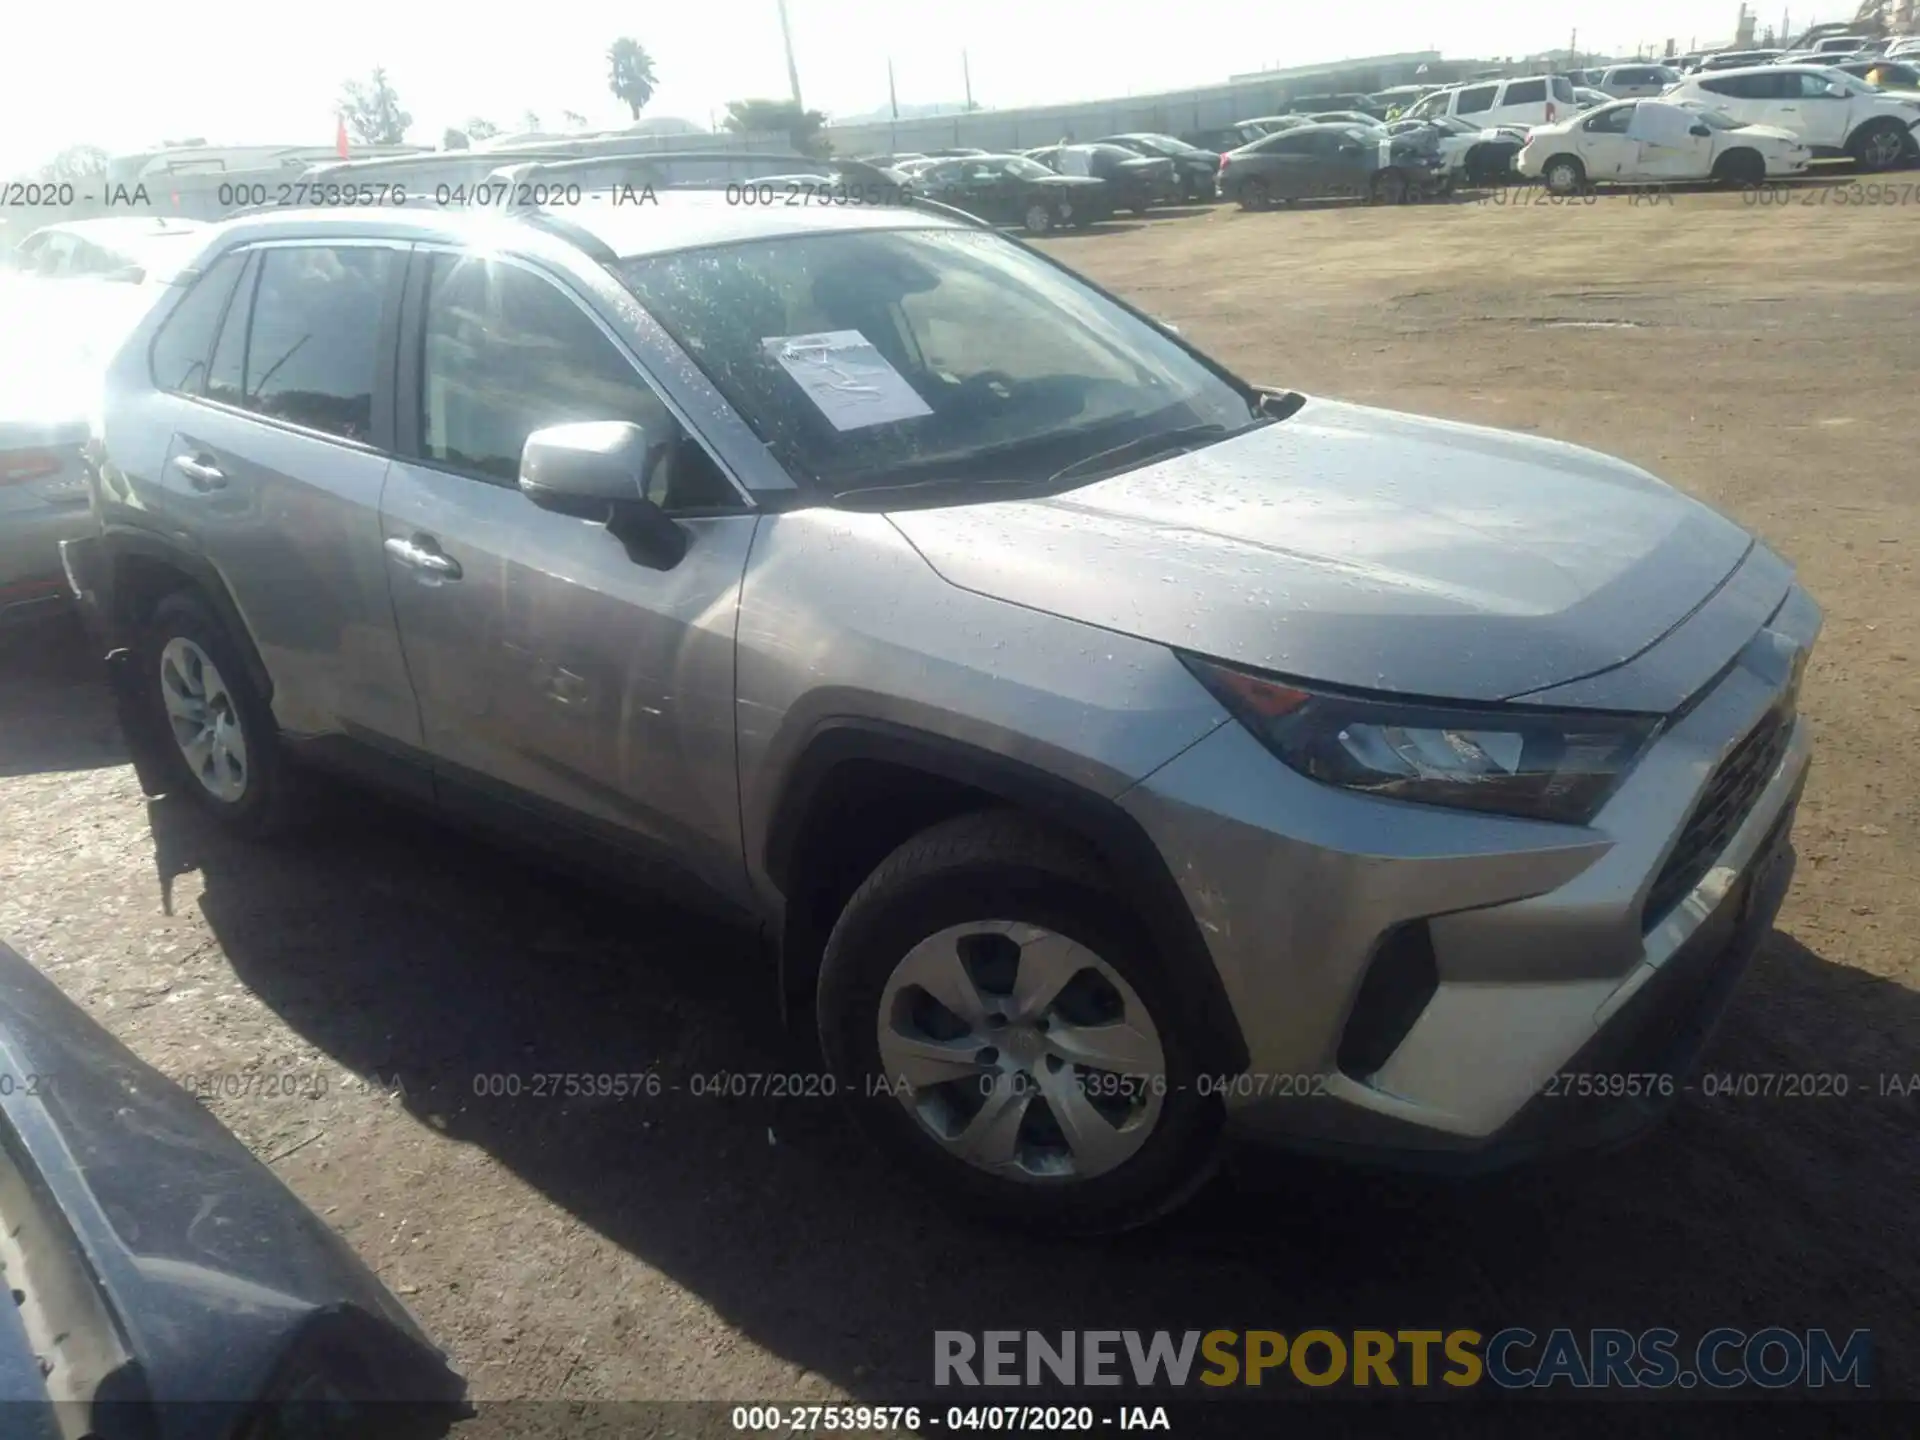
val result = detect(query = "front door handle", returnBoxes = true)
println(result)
[173,454,227,491]
[383,535,463,580]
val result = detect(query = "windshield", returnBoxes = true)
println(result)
[1000,156,1055,179]
[1685,106,1745,129]
[616,227,1258,498]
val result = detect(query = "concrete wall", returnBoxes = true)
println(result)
[822,52,1441,155]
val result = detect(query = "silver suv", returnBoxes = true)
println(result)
[65,194,1818,1232]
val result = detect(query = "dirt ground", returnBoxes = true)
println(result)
[1,179,1916,1423]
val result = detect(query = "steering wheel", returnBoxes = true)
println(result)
[952,369,1019,404]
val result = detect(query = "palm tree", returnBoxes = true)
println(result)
[607,39,659,120]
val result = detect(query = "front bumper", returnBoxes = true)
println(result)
[1120,585,1820,1169]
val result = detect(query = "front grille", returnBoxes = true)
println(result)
[1642,707,1792,929]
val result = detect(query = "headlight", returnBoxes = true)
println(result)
[1181,656,1661,824]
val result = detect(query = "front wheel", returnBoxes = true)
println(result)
[1711,148,1766,189]
[1237,178,1270,211]
[1022,202,1054,235]
[817,812,1223,1234]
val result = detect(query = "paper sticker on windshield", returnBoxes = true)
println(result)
[762,330,933,431]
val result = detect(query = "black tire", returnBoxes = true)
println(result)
[1370,168,1408,205]
[1237,178,1270,211]
[135,589,295,835]
[1711,148,1766,189]
[1022,202,1054,235]
[1848,119,1910,172]
[817,811,1225,1235]
[1542,154,1587,196]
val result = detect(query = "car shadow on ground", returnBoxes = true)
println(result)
[135,777,1919,1415]
[4,623,1909,1417]
[0,611,129,777]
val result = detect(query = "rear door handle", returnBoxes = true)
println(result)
[384,535,463,580]
[173,454,227,491]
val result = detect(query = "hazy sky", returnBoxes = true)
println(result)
[6,0,1788,175]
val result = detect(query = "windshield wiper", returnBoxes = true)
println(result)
[1044,420,1254,488]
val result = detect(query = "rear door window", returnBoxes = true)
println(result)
[205,251,260,407]
[1454,85,1498,116]
[239,245,396,443]
[148,249,249,394]
[1504,79,1547,105]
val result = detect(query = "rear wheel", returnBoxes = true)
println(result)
[817,812,1224,1234]
[1542,154,1587,196]
[136,591,295,834]
[1237,178,1271,211]
[1370,168,1409,204]
[1849,119,1910,172]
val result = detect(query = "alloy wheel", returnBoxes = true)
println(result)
[1860,127,1904,170]
[875,921,1166,1182]
[159,636,249,803]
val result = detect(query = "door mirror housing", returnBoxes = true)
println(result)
[518,421,688,569]
[1824,82,1848,96]
[1689,123,1713,136]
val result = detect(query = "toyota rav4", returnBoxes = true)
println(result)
[63,183,1818,1232]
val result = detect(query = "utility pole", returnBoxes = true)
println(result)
[775,0,803,107]
[962,49,974,111]
[888,57,899,120]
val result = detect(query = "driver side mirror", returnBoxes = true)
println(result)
[1824,82,1848,96]
[1689,124,1712,137]
[519,422,687,570]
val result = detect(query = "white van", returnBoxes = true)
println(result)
[1404,75,1580,130]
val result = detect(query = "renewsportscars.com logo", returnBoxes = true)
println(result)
[934,1328,1873,1391]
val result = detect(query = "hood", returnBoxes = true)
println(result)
[885,398,1754,705]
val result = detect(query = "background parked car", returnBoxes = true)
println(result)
[9,216,209,285]
[1218,122,1447,209]
[1519,98,1810,192]
[1836,58,1920,95]
[1283,91,1383,118]
[1025,142,1176,212]
[1574,85,1614,109]
[1403,74,1580,129]
[1095,132,1222,201]
[1367,84,1435,116]
[1,221,210,624]
[1667,64,1920,168]
[1597,63,1683,98]
[1385,114,1525,184]
[1697,49,1786,70]
[912,153,1111,232]
[1306,110,1387,129]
